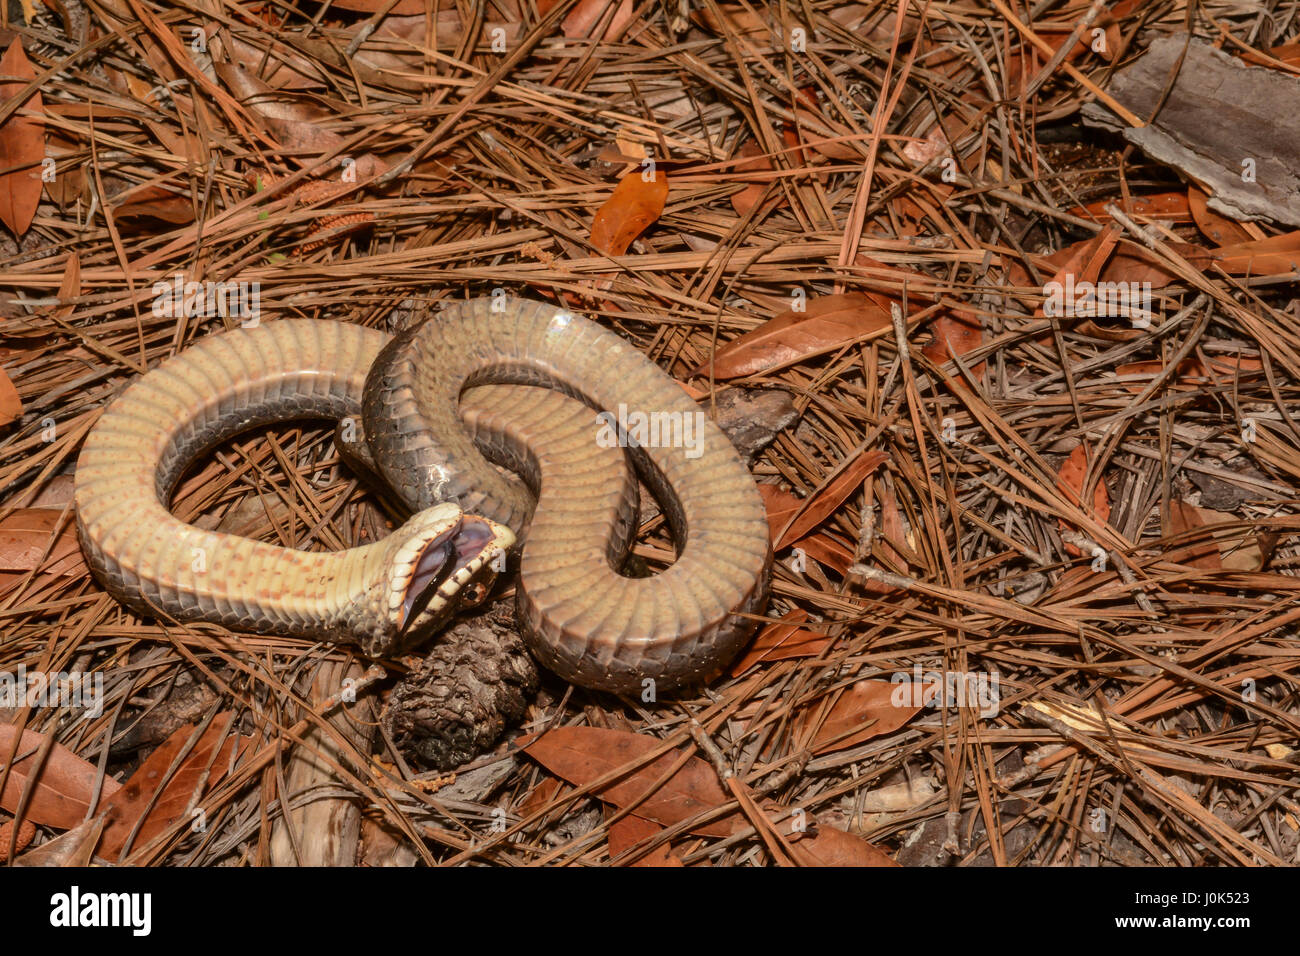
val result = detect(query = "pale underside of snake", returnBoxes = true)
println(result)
[75,297,772,693]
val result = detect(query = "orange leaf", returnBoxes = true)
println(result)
[1038,226,1121,317]
[1168,499,1221,571]
[758,484,801,541]
[699,293,893,380]
[775,449,889,549]
[921,308,984,375]
[518,727,737,838]
[555,0,635,39]
[0,365,18,426]
[691,3,769,37]
[1055,444,1110,557]
[327,0,427,12]
[1188,186,1255,247]
[112,182,195,224]
[730,140,781,216]
[0,509,86,576]
[606,813,682,866]
[98,716,252,859]
[0,39,44,237]
[1114,355,1263,394]
[1206,230,1300,275]
[799,679,936,755]
[519,775,566,817]
[590,171,668,256]
[731,610,828,675]
[790,825,898,866]
[0,725,121,830]
[1069,190,1192,223]
[793,532,855,574]
[758,486,867,576]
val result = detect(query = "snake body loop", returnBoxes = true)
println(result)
[74,320,513,655]
[76,299,773,693]
[364,297,772,692]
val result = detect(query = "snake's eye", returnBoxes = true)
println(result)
[462,582,488,606]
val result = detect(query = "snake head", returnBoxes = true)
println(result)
[365,502,515,656]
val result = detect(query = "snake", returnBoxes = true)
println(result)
[75,296,772,693]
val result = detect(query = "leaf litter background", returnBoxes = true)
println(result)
[1,0,1299,866]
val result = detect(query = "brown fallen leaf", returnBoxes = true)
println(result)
[792,90,862,162]
[697,293,892,380]
[789,824,898,866]
[730,140,782,217]
[756,485,865,577]
[758,483,801,541]
[0,725,122,829]
[691,3,769,37]
[518,727,738,838]
[215,60,347,156]
[1188,186,1256,246]
[798,678,937,754]
[1069,190,1192,223]
[921,309,984,376]
[1037,225,1121,319]
[1055,444,1111,557]
[606,812,682,866]
[518,775,566,818]
[42,127,83,210]
[796,533,856,574]
[590,170,668,256]
[99,715,252,860]
[1167,499,1224,571]
[11,814,106,867]
[774,449,890,549]
[0,39,44,237]
[0,363,18,426]
[1206,229,1300,275]
[111,182,195,224]
[328,0,426,12]
[0,509,85,576]
[1113,355,1263,394]
[545,0,634,39]
[1167,501,1263,572]
[731,610,829,674]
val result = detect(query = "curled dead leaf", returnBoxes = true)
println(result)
[798,678,937,755]
[696,293,892,380]
[0,39,44,237]
[518,726,739,838]
[1055,444,1110,557]
[590,171,668,256]
[0,725,122,830]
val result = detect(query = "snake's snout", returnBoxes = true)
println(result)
[378,504,515,654]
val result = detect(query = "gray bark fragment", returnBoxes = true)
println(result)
[1082,35,1300,226]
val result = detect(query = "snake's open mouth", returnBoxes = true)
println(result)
[398,516,508,634]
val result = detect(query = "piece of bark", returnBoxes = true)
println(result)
[706,387,798,463]
[109,673,222,756]
[269,659,377,866]
[1083,36,1300,226]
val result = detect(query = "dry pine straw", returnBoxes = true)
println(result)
[0,0,1298,866]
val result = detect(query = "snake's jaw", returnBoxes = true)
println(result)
[367,503,515,656]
